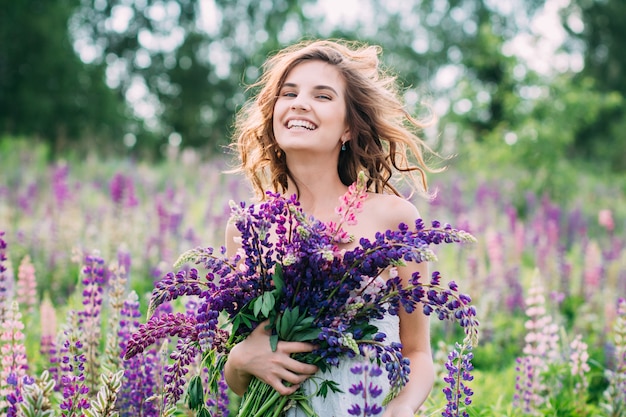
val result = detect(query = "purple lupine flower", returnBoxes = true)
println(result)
[51,163,71,208]
[16,182,38,215]
[147,268,208,318]
[205,371,230,417]
[117,249,132,278]
[77,251,107,393]
[418,272,479,346]
[441,343,474,417]
[0,231,8,321]
[124,312,198,360]
[155,188,184,244]
[117,292,159,416]
[59,336,91,416]
[163,337,199,405]
[110,172,139,208]
[348,358,384,416]
[40,333,59,390]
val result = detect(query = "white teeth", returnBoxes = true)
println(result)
[287,120,316,130]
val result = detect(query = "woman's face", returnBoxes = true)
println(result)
[272,60,349,156]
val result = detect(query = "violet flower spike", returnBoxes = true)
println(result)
[59,335,91,416]
[117,291,160,416]
[348,348,384,416]
[163,337,199,405]
[124,312,199,360]
[0,231,9,322]
[441,343,475,417]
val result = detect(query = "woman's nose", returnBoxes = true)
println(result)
[290,97,310,111]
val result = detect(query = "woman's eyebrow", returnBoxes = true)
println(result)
[313,85,338,95]
[281,83,338,95]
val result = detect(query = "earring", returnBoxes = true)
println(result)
[341,142,346,151]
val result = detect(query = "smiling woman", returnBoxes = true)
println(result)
[224,39,442,417]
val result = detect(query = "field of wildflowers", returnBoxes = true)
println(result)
[0,138,624,416]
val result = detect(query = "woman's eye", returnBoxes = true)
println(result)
[317,94,331,100]
[282,92,297,97]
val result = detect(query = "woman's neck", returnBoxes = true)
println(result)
[285,166,348,221]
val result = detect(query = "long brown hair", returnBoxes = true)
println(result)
[230,39,438,200]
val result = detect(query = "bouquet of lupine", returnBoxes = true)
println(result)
[124,173,479,417]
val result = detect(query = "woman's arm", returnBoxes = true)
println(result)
[222,220,318,396]
[383,261,434,417]
[381,200,435,417]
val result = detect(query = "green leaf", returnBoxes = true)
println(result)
[260,292,275,317]
[273,263,285,293]
[270,334,279,352]
[253,296,263,317]
[291,328,321,342]
[316,380,343,398]
[197,407,212,417]
[187,375,205,410]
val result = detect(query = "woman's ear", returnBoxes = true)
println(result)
[341,130,351,144]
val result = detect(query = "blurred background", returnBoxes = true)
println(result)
[2,0,625,178]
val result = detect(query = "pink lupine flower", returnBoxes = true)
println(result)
[569,335,590,397]
[485,230,504,275]
[16,255,37,315]
[583,240,603,298]
[39,296,59,389]
[598,209,615,233]
[513,220,525,263]
[514,280,560,414]
[0,301,29,414]
[326,171,368,243]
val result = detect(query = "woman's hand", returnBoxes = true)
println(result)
[382,403,416,417]
[224,321,319,396]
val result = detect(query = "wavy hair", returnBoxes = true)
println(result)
[230,39,438,199]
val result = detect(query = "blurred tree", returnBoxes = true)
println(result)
[71,0,323,154]
[0,0,127,155]
[4,0,624,172]
[563,0,626,171]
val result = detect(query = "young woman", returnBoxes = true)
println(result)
[223,39,436,417]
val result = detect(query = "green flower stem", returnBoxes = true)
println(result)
[270,395,290,417]
[238,377,317,417]
[239,377,280,417]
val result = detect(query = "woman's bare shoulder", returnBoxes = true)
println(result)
[365,193,422,230]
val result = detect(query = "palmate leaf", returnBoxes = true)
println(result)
[276,306,320,342]
[316,380,343,399]
[229,311,256,336]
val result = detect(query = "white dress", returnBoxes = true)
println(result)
[284,314,400,417]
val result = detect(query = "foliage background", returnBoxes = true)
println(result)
[2,0,625,175]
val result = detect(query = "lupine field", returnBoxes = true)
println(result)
[0,139,625,417]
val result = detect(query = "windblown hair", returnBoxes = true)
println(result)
[230,39,438,200]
